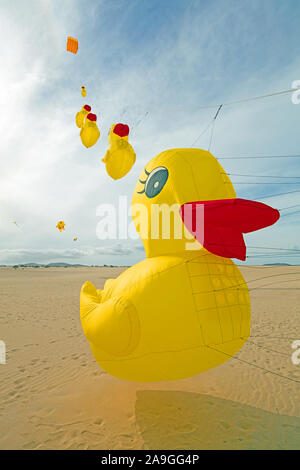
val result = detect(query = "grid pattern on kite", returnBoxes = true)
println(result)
[186,257,251,346]
[67,37,78,54]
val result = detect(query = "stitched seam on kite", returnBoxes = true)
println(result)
[100,337,247,363]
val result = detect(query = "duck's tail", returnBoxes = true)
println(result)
[80,281,140,356]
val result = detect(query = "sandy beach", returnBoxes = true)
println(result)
[0,266,299,450]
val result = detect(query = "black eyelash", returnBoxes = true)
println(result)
[138,168,150,188]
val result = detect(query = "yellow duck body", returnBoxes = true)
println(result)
[75,104,91,129]
[80,113,100,148]
[102,123,136,179]
[82,253,250,381]
[80,148,255,381]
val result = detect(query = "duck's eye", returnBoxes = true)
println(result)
[145,167,168,198]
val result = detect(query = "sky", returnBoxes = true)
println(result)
[0,0,300,266]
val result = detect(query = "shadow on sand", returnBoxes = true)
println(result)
[135,391,300,449]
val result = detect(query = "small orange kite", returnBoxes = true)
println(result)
[66,37,78,54]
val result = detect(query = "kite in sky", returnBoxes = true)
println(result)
[80,113,100,148]
[75,104,91,129]
[102,123,136,179]
[56,220,66,232]
[66,36,78,54]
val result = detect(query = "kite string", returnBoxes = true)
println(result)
[206,344,300,384]
[191,113,216,147]
[208,104,222,152]
[254,188,300,200]
[187,87,296,155]
[217,154,300,159]
[131,111,150,132]
[224,172,300,179]
[217,87,296,108]
[191,104,223,149]
[161,87,298,112]
[241,339,290,358]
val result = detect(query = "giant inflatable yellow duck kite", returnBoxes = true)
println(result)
[80,149,279,381]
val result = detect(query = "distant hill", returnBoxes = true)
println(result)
[7,262,87,268]
[46,262,86,267]
[1,262,130,268]
[15,263,43,267]
[263,263,292,266]
[0,262,295,268]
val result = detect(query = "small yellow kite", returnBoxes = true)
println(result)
[56,220,66,232]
